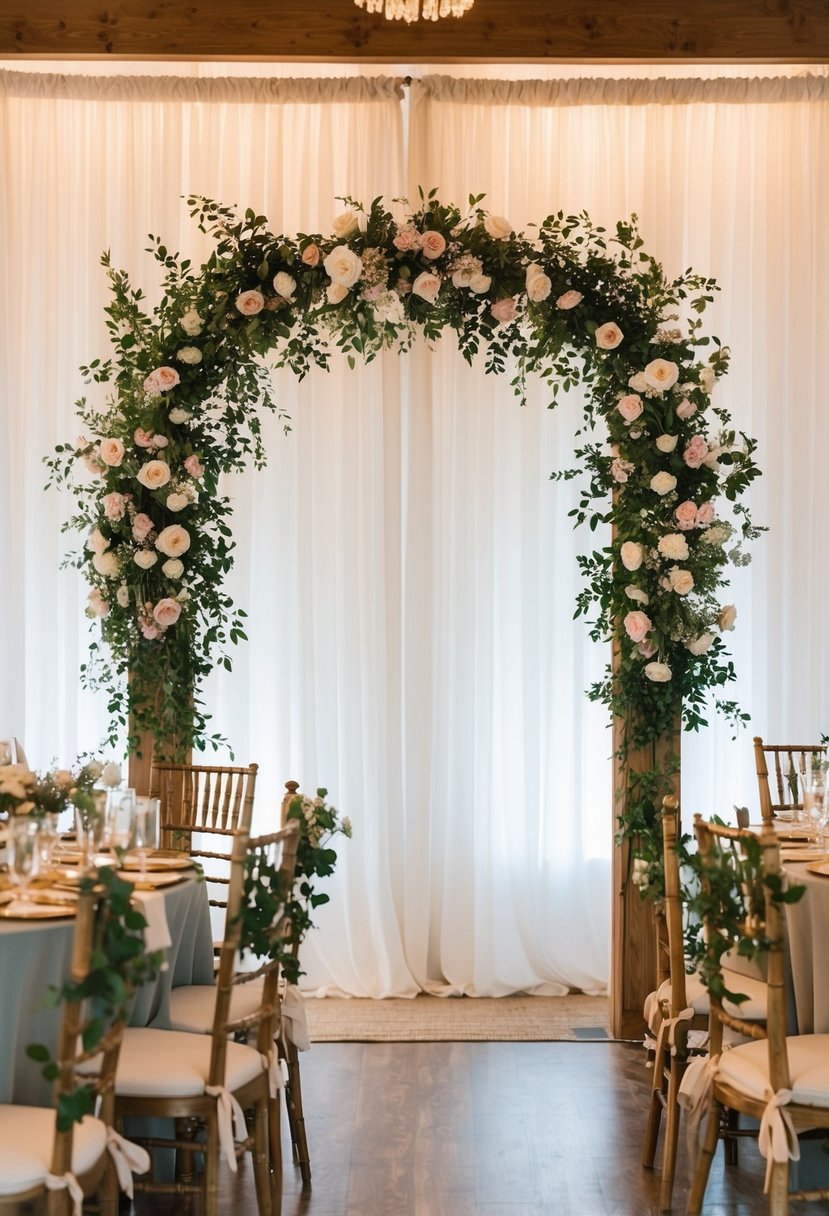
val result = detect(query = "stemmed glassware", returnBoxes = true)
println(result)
[107,787,137,853]
[131,797,158,882]
[7,817,40,902]
[802,764,829,847]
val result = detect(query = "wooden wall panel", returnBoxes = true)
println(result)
[2,0,828,62]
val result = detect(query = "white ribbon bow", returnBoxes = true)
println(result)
[677,1052,722,1160]
[665,1006,696,1056]
[106,1127,151,1197]
[281,984,311,1052]
[261,1048,285,1099]
[758,1087,799,1193]
[46,1170,84,1216]
[205,1085,248,1172]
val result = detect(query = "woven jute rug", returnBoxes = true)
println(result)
[304,993,611,1043]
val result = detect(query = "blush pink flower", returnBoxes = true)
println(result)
[490,297,517,325]
[611,458,635,484]
[595,322,624,350]
[134,427,154,448]
[301,243,321,267]
[556,290,583,310]
[140,620,162,641]
[676,398,698,421]
[184,454,204,478]
[235,289,265,316]
[624,610,653,643]
[144,366,180,395]
[638,639,659,660]
[102,492,127,522]
[99,438,125,467]
[674,501,699,531]
[152,597,182,628]
[132,513,154,542]
[696,500,716,526]
[420,230,447,260]
[683,436,709,469]
[617,395,643,424]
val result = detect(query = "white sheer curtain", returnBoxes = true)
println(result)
[2,66,828,997]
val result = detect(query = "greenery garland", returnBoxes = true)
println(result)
[47,190,762,873]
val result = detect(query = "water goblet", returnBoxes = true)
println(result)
[130,797,157,882]
[108,788,137,854]
[802,766,828,845]
[7,816,40,901]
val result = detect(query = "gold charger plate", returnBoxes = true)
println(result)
[115,869,187,889]
[782,849,828,863]
[119,853,194,872]
[0,900,76,919]
[805,860,829,878]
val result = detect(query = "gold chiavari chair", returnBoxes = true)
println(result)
[753,737,827,824]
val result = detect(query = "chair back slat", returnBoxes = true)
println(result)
[660,796,688,1018]
[754,736,826,822]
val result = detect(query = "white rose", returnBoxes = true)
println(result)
[657,533,690,562]
[668,567,695,596]
[332,210,360,240]
[326,283,349,305]
[412,272,441,304]
[686,633,715,655]
[134,549,158,570]
[628,372,648,392]
[699,366,716,393]
[650,471,678,496]
[180,308,203,337]
[273,271,297,301]
[644,661,673,683]
[166,492,189,512]
[176,346,202,365]
[655,434,678,453]
[116,584,130,608]
[451,261,483,289]
[162,558,185,580]
[101,761,121,788]
[483,214,512,240]
[620,541,644,571]
[702,524,730,547]
[324,245,363,288]
[469,274,492,294]
[642,358,680,392]
[155,524,191,558]
[92,550,119,578]
[718,604,738,632]
[169,407,192,424]
[136,460,171,490]
[86,527,110,554]
[526,268,552,302]
[625,586,650,605]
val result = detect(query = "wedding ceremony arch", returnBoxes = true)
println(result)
[50,188,762,1033]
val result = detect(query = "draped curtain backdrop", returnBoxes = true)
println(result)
[1,65,827,996]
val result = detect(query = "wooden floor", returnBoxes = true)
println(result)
[133,1040,826,1215]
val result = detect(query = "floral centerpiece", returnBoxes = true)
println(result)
[46,190,761,887]
[0,757,121,823]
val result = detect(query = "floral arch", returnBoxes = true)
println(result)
[49,189,761,888]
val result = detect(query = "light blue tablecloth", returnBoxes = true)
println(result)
[0,875,214,1106]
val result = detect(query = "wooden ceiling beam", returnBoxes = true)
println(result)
[2,0,828,62]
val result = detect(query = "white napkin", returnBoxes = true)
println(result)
[281,984,311,1052]
[133,891,172,968]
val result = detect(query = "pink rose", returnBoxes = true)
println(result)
[611,458,635,484]
[595,322,624,350]
[420,230,447,261]
[184,454,204,478]
[132,513,154,542]
[617,395,643,424]
[491,297,517,325]
[674,501,699,531]
[102,492,127,522]
[144,366,180,395]
[140,620,162,640]
[696,500,715,526]
[412,272,441,305]
[87,588,111,618]
[134,427,154,448]
[136,460,171,490]
[642,358,679,392]
[624,610,653,644]
[235,289,265,316]
[668,567,695,596]
[556,290,583,310]
[683,436,709,469]
[676,398,698,421]
[393,226,421,252]
[152,597,182,628]
[99,438,125,467]
[301,243,321,267]
[638,639,659,660]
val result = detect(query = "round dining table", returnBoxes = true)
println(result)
[784,857,829,1035]
[0,873,215,1106]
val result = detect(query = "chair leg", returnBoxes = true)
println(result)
[642,1024,668,1169]
[722,1105,740,1166]
[658,1056,684,1212]
[283,1037,311,1186]
[268,1091,283,1216]
[687,1098,722,1216]
[97,1155,120,1216]
[252,1096,273,1216]
[768,1159,790,1216]
[204,1109,220,1216]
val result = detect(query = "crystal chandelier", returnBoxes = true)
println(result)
[354,0,475,22]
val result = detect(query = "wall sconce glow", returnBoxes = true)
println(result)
[354,0,475,21]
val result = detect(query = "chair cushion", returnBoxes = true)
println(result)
[717,1033,829,1108]
[0,1107,106,1195]
[167,979,265,1034]
[115,1027,265,1098]
[644,968,767,1034]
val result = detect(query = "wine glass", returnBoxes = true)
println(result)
[7,816,40,902]
[130,797,157,881]
[802,766,828,845]
[107,788,137,853]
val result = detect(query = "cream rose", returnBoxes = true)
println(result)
[656,434,678,453]
[617,395,643,424]
[628,372,648,393]
[87,588,111,617]
[526,264,552,302]
[168,407,192,425]
[595,322,624,351]
[483,214,512,240]
[101,762,122,788]
[686,633,714,655]
[644,661,673,683]
[420,230,447,260]
[99,438,125,467]
[166,492,189,512]
[657,533,690,562]
[556,289,583,310]
[116,584,130,608]
[102,492,127,522]
[324,245,363,288]
[451,260,483,289]
[650,471,678,496]
[624,610,652,643]
[326,283,349,305]
[412,272,441,305]
[92,550,119,578]
[152,597,182,628]
[235,290,265,316]
[668,567,695,596]
[136,459,171,490]
[176,345,202,365]
[718,604,738,632]
[87,526,110,554]
[699,366,716,393]
[642,358,679,392]
[134,549,158,570]
[180,309,203,337]
[332,210,360,240]
[625,586,649,605]
[675,398,698,421]
[620,541,644,571]
[273,271,297,301]
[155,524,191,558]
[162,558,184,580]
[469,274,492,294]
[301,243,320,267]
